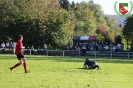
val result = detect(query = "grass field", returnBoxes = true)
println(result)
[0,55,133,88]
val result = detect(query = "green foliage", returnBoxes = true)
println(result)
[72,1,97,36]
[104,16,123,43]
[0,0,73,48]
[95,25,107,43]
[0,0,125,49]
[91,3,105,25]
[43,10,72,48]
[115,35,122,44]
[123,15,133,42]
[96,34,105,43]
[59,0,70,11]
[83,20,96,35]
[122,15,133,50]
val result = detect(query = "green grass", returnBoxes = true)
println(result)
[0,55,133,88]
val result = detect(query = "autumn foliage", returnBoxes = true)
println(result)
[96,26,106,35]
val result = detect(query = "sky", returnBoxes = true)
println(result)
[69,0,133,15]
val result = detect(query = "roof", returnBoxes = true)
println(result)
[73,36,96,41]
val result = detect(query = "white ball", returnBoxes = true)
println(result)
[83,66,87,69]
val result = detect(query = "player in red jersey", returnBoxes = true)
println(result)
[10,35,30,73]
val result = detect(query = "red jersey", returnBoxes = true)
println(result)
[15,40,23,55]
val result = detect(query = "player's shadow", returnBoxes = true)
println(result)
[77,68,92,70]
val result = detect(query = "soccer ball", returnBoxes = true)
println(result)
[83,66,87,69]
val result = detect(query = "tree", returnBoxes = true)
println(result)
[59,0,70,11]
[123,15,133,49]
[88,1,105,25]
[115,35,122,44]
[0,0,124,49]
[95,25,110,43]
[0,0,73,48]
[96,26,106,35]
[43,10,73,48]
[71,1,75,9]
[72,1,97,36]
[104,16,123,42]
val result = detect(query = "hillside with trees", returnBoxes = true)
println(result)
[105,15,126,27]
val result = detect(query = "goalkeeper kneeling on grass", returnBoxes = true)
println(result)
[84,58,101,70]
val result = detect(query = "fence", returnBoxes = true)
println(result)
[47,50,80,56]
[46,50,133,58]
[0,48,133,58]
[25,49,133,58]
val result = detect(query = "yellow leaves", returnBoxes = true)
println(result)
[109,32,115,41]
